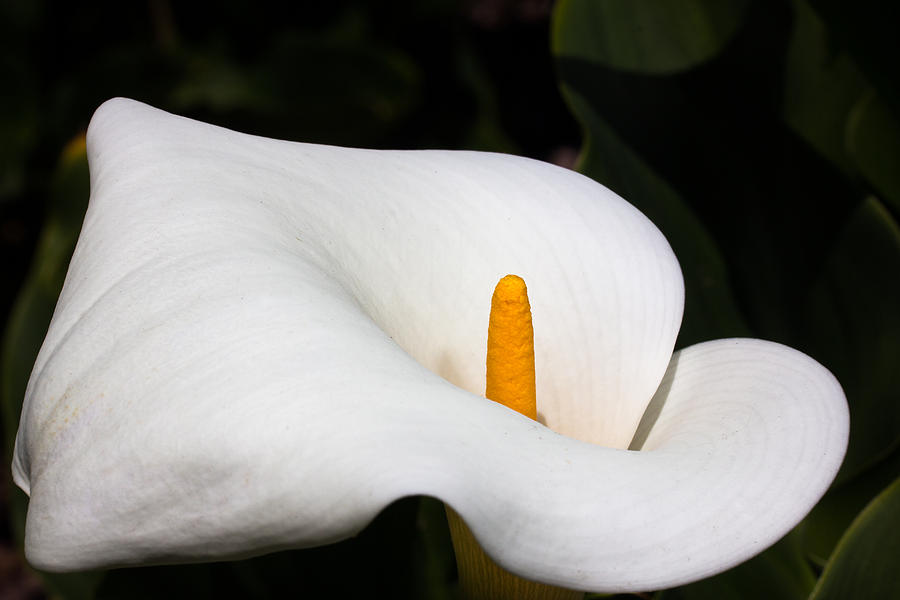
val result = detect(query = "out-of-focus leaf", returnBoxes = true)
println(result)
[783,0,867,176]
[0,84,38,201]
[663,531,815,600]
[552,0,749,75]
[846,90,900,214]
[170,10,421,148]
[553,1,854,348]
[809,475,900,599]
[95,496,425,600]
[454,43,517,154]
[0,136,103,598]
[555,86,748,348]
[803,443,900,566]
[784,0,900,216]
[170,48,275,114]
[257,32,420,146]
[168,9,421,146]
[802,197,900,482]
[807,0,900,119]
[414,497,456,600]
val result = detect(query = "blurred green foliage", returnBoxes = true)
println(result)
[554,0,899,597]
[1,0,898,598]
[809,475,900,599]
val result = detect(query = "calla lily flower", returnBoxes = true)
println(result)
[12,98,848,593]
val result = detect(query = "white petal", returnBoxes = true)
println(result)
[11,99,815,589]
[15,97,681,460]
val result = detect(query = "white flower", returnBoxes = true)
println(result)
[12,98,848,592]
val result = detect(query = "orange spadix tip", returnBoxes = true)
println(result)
[485,275,536,421]
[492,274,528,304]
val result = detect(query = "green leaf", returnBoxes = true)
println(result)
[802,197,900,482]
[169,9,421,149]
[552,0,749,75]
[454,42,518,154]
[555,85,748,347]
[807,0,900,119]
[662,531,815,600]
[414,497,457,600]
[809,475,900,599]
[846,90,900,214]
[783,0,868,177]
[551,0,774,346]
[169,49,275,115]
[783,0,900,216]
[802,443,900,566]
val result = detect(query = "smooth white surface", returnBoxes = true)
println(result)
[12,99,847,591]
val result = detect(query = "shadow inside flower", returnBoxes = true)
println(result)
[629,352,680,451]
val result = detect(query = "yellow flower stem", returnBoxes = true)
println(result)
[445,275,583,600]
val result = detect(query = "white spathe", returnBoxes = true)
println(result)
[12,98,848,592]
